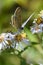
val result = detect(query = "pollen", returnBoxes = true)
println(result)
[15,34,22,42]
[21,32,26,38]
[36,17,42,24]
[0,36,4,43]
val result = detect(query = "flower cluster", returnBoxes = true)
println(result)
[0,10,43,53]
[30,10,43,34]
[0,32,30,52]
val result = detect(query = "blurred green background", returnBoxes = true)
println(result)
[0,0,43,65]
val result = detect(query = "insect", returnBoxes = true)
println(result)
[11,7,34,50]
[0,7,34,51]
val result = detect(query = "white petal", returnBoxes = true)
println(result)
[0,43,2,50]
[19,42,24,50]
[16,43,19,49]
[22,38,30,45]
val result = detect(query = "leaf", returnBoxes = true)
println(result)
[24,28,40,43]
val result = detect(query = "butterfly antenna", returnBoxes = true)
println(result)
[21,12,35,29]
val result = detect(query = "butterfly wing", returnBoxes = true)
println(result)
[11,7,22,29]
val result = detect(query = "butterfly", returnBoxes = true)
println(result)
[11,7,34,30]
[10,7,35,50]
[0,7,34,51]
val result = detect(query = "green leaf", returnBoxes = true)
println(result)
[24,28,40,43]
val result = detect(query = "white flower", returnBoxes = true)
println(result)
[30,14,43,34]
[10,31,30,50]
[39,23,43,32]
[0,33,15,51]
[12,33,30,50]
[0,32,30,51]
[4,33,14,41]
[30,23,43,34]
[31,27,41,34]
[38,10,43,18]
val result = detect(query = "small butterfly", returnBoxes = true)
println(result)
[0,7,34,51]
[11,7,35,30]
[10,7,34,50]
